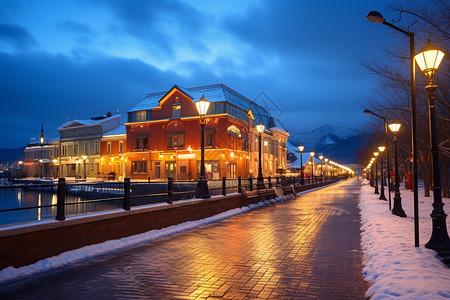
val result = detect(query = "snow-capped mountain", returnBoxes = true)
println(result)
[287,125,368,164]
[288,125,364,149]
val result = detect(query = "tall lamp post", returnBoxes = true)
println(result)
[415,40,450,254]
[378,146,387,201]
[389,122,407,217]
[364,110,392,208]
[324,158,328,181]
[195,95,211,198]
[319,155,324,182]
[256,122,265,190]
[40,123,44,179]
[82,155,87,179]
[370,158,375,186]
[52,159,58,179]
[373,152,379,194]
[366,10,419,247]
[310,152,315,183]
[298,145,304,185]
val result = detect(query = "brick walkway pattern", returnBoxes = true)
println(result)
[0,179,368,299]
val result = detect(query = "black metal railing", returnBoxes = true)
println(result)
[0,174,343,226]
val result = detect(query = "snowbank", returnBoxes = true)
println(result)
[359,180,450,299]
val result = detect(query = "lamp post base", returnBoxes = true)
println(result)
[197,177,211,199]
[257,174,265,190]
[379,188,387,200]
[374,186,379,194]
[392,193,407,217]
[425,202,450,256]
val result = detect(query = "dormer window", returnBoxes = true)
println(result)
[172,104,181,118]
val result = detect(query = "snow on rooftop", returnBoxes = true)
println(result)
[103,124,126,136]
[127,83,275,129]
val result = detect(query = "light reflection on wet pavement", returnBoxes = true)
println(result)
[0,179,368,299]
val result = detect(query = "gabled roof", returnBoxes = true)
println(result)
[128,83,275,129]
[268,117,289,135]
[286,140,321,168]
[58,114,120,130]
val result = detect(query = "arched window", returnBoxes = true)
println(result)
[227,125,241,137]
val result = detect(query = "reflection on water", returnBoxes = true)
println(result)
[0,188,122,226]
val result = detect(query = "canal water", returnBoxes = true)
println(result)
[0,187,122,226]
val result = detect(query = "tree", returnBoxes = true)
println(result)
[360,0,449,197]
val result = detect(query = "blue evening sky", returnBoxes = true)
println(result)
[0,0,427,148]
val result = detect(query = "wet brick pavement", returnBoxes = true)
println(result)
[0,179,368,299]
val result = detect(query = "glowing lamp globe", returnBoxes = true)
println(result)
[195,95,210,117]
[415,39,445,80]
[389,123,401,133]
[256,122,265,134]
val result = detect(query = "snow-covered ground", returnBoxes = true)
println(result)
[360,180,450,299]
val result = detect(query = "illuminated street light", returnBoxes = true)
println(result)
[373,152,379,194]
[40,123,44,179]
[298,145,304,185]
[319,155,324,182]
[389,122,406,217]
[364,109,392,209]
[256,122,265,190]
[377,146,387,201]
[195,95,211,198]
[310,152,315,183]
[367,10,419,247]
[82,155,87,179]
[415,40,450,255]
[324,158,329,181]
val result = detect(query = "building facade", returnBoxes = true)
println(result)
[124,84,289,181]
[58,113,121,178]
[100,125,127,180]
[23,138,59,178]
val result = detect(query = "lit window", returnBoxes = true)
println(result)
[168,134,184,150]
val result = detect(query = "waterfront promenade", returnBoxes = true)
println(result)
[0,179,368,299]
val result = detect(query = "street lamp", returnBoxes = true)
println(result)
[298,145,304,185]
[82,155,87,179]
[324,158,329,181]
[389,122,407,217]
[364,109,392,208]
[52,159,58,179]
[39,159,43,179]
[373,152,379,194]
[415,40,450,254]
[256,121,265,190]
[319,155,324,182]
[40,123,44,179]
[370,158,375,187]
[195,95,211,198]
[377,146,387,201]
[310,152,315,183]
[367,10,419,247]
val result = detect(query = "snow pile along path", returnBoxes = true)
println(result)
[359,181,450,299]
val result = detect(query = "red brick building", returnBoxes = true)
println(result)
[124,84,289,181]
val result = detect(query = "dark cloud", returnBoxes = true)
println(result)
[0,51,187,147]
[0,21,37,49]
[96,0,211,60]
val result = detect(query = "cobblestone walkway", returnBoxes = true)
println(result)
[0,179,368,299]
